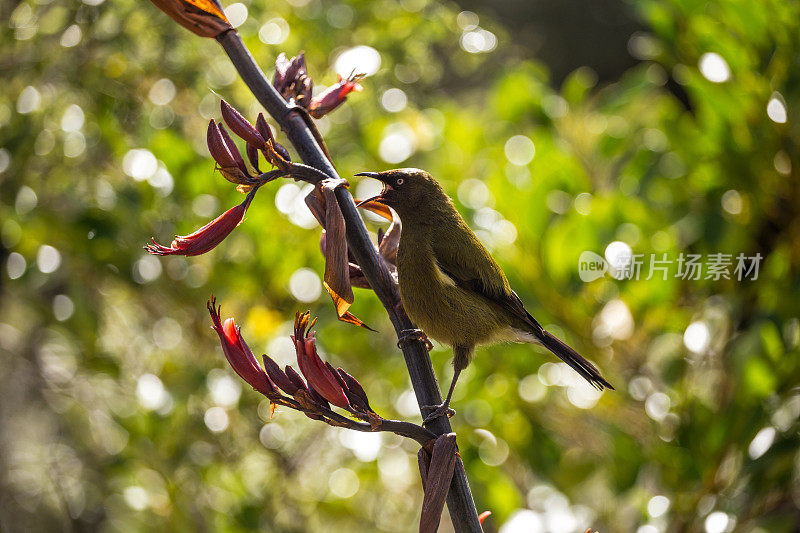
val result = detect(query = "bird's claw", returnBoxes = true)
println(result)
[397,329,433,351]
[421,403,456,425]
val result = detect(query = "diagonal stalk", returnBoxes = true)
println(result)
[215,29,482,532]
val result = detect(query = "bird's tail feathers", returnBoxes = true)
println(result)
[533,328,614,391]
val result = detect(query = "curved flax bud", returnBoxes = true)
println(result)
[262,354,298,395]
[207,119,237,167]
[320,181,374,330]
[292,312,350,409]
[145,186,257,256]
[221,100,266,147]
[207,119,252,185]
[284,365,308,392]
[327,363,370,414]
[336,367,372,413]
[378,210,402,267]
[217,123,250,175]
[283,365,324,420]
[207,298,277,396]
[325,361,361,411]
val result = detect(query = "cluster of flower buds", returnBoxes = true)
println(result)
[273,53,364,119]
[209,99,292,187]
[273,53,313,107]
[290,311,373,412]
[145,100,295,257]
[207,298,376,423]
[208,298,469,533]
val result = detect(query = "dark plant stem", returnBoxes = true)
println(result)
[217,29,482,532]
[271,395,436,445]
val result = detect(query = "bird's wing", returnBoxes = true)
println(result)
[432,217,613,390]
[430,218,543,332]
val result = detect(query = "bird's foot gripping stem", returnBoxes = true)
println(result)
[397,328,433,351]
[421,402,456,425]
[421,366,462,426]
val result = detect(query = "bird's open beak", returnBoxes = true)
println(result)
[354,172,390,207]
[354,172,380,179]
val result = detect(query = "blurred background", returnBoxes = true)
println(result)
[1,0,799,531]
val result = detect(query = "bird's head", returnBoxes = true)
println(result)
[355,168,447,219]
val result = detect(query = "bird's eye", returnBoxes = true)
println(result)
[396,178,404,186]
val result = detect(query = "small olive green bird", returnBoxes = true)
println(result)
[356,168,613,423]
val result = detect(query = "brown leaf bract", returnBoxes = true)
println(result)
[310,180,374,330]
[419,433,458,533]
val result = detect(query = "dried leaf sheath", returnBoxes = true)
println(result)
[149,0,231,38]
[306,180,373,330]
[418,433,458,533]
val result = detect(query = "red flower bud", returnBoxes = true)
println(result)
[292,312,350,409]
[256,113,273,143]
[149,0,232,39]
[207,119,237,168]
[284,365,308,392]
[262,354,298,395]
[207,298,276,396]
[336,367,372,413]
[308,73,364,119]
[207,120,252,185]
[220,100,266,147]
[145,187,256,256]
[217,123,250,175]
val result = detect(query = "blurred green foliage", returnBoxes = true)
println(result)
[1,0,799,531]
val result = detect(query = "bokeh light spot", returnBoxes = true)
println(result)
[329,468,359,498]
[204,406,229,432]
[224,3,248,28]
[381,88,408,113]
[334,46,381,77]
[504,135,535,166]
[288,268,322,302]
[648,495,670,517]
[766,93,787,124]
[259,17,289,44]
[683,322,710,353]
[747,427,775,459]
[698,53,730,83]
[148,78,176,106]
[36,245,61,273]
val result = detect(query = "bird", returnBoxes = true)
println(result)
[355,168,613,424]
